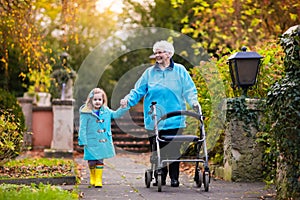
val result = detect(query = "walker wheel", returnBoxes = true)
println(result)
[203,171,210,192]
[195,169,203,188]
[157,174,162,192]
[145,170,152,188]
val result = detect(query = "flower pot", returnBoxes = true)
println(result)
[36,92,51,107]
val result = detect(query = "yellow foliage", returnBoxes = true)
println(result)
[175,0,300,52]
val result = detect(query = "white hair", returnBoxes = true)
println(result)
[153,40,175,57]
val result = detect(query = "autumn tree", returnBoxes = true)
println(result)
[0,0,50,95]
[0,0,120,97]
[174,0,300,55]
[0,0,78,95]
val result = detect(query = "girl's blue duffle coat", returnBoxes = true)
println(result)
[78,104,128,160]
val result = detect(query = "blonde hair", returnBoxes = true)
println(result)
[85,88,108,109]
[153,40,175,57]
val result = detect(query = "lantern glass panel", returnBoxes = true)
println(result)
[236,59,260,86]
[229,60,238,87]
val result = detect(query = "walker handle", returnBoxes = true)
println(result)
[158,110,203,122]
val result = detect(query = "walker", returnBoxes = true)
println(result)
[144,102,210,192]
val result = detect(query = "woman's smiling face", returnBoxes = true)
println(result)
[154,49,170,65]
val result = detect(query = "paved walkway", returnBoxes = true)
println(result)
[74,149,276,200]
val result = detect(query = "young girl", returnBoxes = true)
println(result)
[78,88,128,188]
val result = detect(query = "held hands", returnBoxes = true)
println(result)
[120,99,128,108]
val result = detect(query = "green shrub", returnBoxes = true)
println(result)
[0,110,24,163]
[0,88,25,130]
[0,88,26,163]
[0,183,78,200]
[266,27,300,199]
[189,40,285,166]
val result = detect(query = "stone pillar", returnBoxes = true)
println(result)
[17,97,33,132]
[223,98,264,182]
[44,99,74,158]
[17,97,33,147]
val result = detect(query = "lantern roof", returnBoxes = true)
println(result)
[228,47,263,60]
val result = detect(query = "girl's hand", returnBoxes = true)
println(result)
[120,99,128,108]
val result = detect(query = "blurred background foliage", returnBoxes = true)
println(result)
[0,0,297,173]
[0,1,299,197]
[0,0,297,99]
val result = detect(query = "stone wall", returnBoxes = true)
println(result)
[17,97,74,156]
[223,98,264,182]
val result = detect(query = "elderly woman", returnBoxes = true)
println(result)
[121,40,200,187]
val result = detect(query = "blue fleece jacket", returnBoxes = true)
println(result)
[78,104,129,160]
[124,60,198,130]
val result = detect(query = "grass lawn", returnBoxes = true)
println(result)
[0,157,75,179]
[0,150,79,199]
